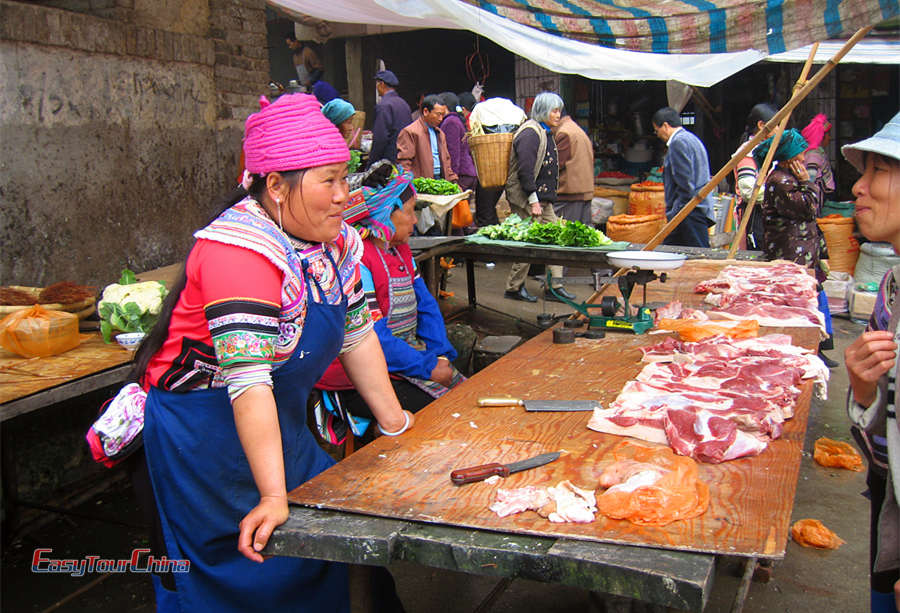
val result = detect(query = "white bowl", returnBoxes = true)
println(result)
[116,332,146,351]
[606,250,687,271]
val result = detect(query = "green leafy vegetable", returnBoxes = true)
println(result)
[98,270,169,342]
[118,268,138,285]
[348,150,362,173]
[476,216,613,247]
[412,177,461,195]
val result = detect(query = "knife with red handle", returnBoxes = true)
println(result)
[450,451,561,485]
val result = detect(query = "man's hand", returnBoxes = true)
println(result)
[531,201,543,216]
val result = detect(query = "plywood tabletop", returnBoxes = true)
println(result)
[289,330,813,559]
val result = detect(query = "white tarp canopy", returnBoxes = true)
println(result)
[269,0,768,87]
[766,39,900,64]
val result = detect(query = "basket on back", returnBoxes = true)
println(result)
[469,133,514,188]
[605,214,666,244]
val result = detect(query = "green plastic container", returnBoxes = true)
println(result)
[821,200,855,217]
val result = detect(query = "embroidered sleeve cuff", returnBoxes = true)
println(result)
[224,363,273,402]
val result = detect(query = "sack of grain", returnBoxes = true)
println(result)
[628,182,666,216]
[605,214,666,244]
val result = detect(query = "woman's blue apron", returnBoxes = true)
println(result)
[144,256,349,612]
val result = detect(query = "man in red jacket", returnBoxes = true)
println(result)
[396,94,458,182]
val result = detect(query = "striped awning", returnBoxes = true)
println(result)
[462,0,898,54]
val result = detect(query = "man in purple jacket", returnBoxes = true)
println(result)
[370,70,412,166]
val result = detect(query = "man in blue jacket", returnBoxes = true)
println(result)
[369,70,412,166]
[651,107,716,248]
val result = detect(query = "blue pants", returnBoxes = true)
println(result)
[663,208,711,248]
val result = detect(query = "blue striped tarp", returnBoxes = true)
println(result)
[463,0,898,54]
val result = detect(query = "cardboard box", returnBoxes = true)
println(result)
[850,289,877,321]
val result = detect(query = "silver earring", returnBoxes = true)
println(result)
[276,200,284,231]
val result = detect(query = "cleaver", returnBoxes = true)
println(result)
[477,397,598,411]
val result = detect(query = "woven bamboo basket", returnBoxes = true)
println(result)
[350,111,366,133]
[605,214,666,244]
[0,286,96,319]
[817,214,859,273]
[628,183,666,216]
[469,133,514,188]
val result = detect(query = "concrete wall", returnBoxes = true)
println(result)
[0,0,268,287]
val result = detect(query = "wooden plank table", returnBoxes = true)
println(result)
[276,282,817,611]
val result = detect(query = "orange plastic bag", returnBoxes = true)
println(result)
[0,305,81,357]
[791,519,845,549]
[655,318,759,342]
[596,441,710,526]
[451,199,473,228]
[813,437,864,471]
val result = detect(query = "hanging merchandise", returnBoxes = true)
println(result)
[466,35,490,100]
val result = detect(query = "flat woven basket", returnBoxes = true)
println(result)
[817,214,859,273]
[0,286,95,319]
[605,214,666,244]
[469,133,513,188]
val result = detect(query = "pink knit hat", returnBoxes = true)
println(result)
[243,93,349,174]
[801,113,832,151]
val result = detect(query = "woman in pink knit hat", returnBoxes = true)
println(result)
[127,94,412,612]
[802,113,836,195]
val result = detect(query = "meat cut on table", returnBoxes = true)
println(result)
[693,262,826,336]
[587,334,828,463]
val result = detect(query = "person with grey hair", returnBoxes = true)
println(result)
[503,92,574,302]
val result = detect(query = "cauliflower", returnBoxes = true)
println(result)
[100,282,166,315]
[98,270,169,342]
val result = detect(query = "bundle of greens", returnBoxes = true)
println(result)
[477,216,613,247]
[476,214,533,241]
[98,269,169,343]
[412,177,461,195]
[348,150,362,173]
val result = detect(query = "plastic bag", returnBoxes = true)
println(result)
[655,318,759,342]
[0,305,80,357]
[791,518,845,549]
[813,437,864,471]
[451,199,473,228]
[596,441,710,526]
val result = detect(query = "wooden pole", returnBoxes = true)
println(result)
[582,26,872,306]
[639,26,871,254]
[726,42,819,257]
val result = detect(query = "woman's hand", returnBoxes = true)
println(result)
[238,494,289,563]
[845,330,897,406]
[531,201,543,216]
[378,409,416,436]
[430,356,454,387]
[787,158,809,182]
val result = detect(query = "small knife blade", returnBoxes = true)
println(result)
[450,451,561,485]
[477,397,597,411]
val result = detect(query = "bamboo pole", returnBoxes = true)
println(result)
[582,26,872,306]
[726,42,819,257]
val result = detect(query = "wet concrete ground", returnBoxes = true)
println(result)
[2,260,870,612]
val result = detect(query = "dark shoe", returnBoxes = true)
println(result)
[818,352,839,369]
[545,287,577,303]
[504,286,537,302]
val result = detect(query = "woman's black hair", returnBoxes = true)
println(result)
[742,103,778,143]
[457,92,476,112]
[439,92,464,123]
[128,170,303,384]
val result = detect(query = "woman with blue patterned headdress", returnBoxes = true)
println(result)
[316,161,466,444]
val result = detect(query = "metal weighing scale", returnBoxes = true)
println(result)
[543,251,687,334]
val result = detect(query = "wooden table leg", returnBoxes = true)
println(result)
[466,259,476,309]
[730,556,757,613]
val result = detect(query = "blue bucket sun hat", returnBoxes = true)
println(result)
[842,111,900,173]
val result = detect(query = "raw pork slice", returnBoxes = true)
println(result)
[664,409,768,463]
[489,486,550,517]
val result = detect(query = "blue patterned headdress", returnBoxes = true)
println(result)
[342,162,415,242]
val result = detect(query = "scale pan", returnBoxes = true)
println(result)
[606,251,687,271]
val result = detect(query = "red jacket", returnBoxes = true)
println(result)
[396,117,458,182]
